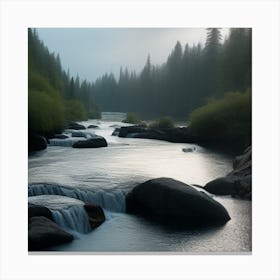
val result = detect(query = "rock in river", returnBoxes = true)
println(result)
[115,125,197,143]
[126,177,231,226]
[67,121,86,130]
[72,135,108,148]
[28,203,53,221]
[87,125,99,129]
[84,203,105,229]
[28,133,47,152]
[28,216,74,251]
[204,146,252,199]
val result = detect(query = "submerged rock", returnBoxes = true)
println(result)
[126,177,231,226]
[28,216,73,251]
[72,136,108,148]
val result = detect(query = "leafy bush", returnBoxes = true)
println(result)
[29,72,60,99]
[65,100,87,121]
[123,112,141,124]
[189,88,251,149]
[149,116,175,129]
[29,90,65,134]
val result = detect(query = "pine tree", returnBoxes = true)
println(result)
[204,28,222,98]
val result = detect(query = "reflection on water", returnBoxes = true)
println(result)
[28,115,251,252]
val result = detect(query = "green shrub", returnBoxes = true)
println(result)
[123,112,141,124]
[189,88,251,148]
[65,100,87,122]
[149,116,175,129]
[28,90,65,133]
[29,72,60,99]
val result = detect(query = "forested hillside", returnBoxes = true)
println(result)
[28,29,100,136]
[94,28,251,119]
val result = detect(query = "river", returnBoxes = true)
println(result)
[28,112,251,253]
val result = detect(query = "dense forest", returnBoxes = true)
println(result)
[94,28,251,120]
[28,28,251,151]
[28,29,100,137]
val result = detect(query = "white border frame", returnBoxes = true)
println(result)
[1,0,279,279]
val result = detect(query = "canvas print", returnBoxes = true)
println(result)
[28,28,252,253]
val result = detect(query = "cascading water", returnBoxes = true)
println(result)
[28,183,126,213]
[48,138,80,147]
[28,115,251,252]
[51,205,92,234]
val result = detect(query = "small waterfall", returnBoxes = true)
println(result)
[49,138,79,147]
[51,205,92,234]
[28,184,126,213]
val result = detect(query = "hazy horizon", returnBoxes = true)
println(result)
[37,28,229,83]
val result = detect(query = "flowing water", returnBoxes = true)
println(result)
[28,112,252,253]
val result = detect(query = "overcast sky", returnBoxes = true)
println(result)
[37,28,229,83]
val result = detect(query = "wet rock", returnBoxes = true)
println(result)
[87,125,99,129]
[110,124,121,128]
[117,125,196,143]
[28,203,53,221]
[182,147,196,153]
[53,134,69,139]
[28,133,47,152]
[72,135,107,148]
[84,204,105,229]
[204,146,252,199]
[28,216,73,251]
[126,177,230,226]
[67,121,86,130]
[112,128,120,136]
[72,131,87,138]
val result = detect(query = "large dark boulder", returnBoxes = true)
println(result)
[28,203,53,221]
[67,121,86,130]
[28,216,73,251]
[28,133,47,152]
[72,136,107,148]
[84,204,105,229]
[126,177,230,226]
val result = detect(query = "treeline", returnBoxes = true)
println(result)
[28,29,100,136]
[94,28,251,119]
